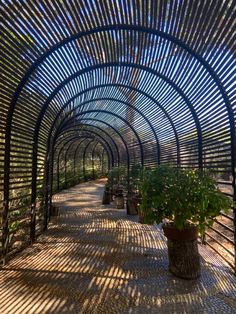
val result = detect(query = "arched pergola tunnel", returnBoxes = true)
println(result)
[0,1,235,271]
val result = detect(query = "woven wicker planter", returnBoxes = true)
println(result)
[126,194,138,215]
[102,188,111,205]
[163,223,200,279]
[116,194,124,209]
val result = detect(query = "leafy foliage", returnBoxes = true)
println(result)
[138,165,174,224]
[126,164,143,192]
[139,166,231,232]
[107,166,127,188]
[165,169,231,235]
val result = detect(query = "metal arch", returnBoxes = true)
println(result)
[83,139,95,181]
[25,62,203,221]
[4,25,235,221]
[73,138,89,178]
[1,3,235,272]
[45,134,111,230]
[6,22,235,171]
[55,129,115,168]
[33,63,199,165]
[57,137,94,185]
[47,119,116,167]
[54,117,128,170]
[54,136,92,155]
[6,24,233,122]
[55,136,111,191]
[31,64,164,217]
[51,96,160,164]
[54,135,92,152]
[64,140,79,185]
[58,123,121,167]
[54,133,113,171]
[73,139,109,178]
[47,83,180,165]
[76,118,130,171]
[49,130,113,212]
[30,62,201,201]
[91,141,100,179]
[59,109,144,166]
[55,137,87,192]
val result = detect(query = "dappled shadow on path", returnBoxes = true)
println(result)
[0,179,236,313]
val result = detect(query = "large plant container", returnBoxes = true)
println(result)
[163,223,200,279]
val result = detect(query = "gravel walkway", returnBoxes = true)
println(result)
[0,179,236,313]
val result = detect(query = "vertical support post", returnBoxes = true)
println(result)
[43,154,50,231]
[48,148,54,218]
[57,152,60,192]
[30,141,37,243]
[73,138,87,183]
[92,154,95,179]
[83,140,93,181]
[64,149,67,187]
[2,200,9,265]
[92,142,98,180]
[198,131,203,170]
[101,148,104,175]
[2,134,10,265]
[73,148,77,177]
[65,141,77,188]
[233,185,236,275]
[83,147,86,181]
[232,141,236,275]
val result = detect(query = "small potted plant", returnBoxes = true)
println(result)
[107,166,127,201]
[102,183,111,205]
[115,187,125,209]
[160,168,231,279]
[126,165,142,215]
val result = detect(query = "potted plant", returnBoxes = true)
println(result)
[107,166,127,201]
[159,168,231,279]
[102,183,111,205]
[115,187,125,209]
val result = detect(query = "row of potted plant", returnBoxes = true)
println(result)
[102,165,232,278]
[102,166,127,208]
[102,165,141,212]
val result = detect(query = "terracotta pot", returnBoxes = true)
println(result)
[163,224,199,241]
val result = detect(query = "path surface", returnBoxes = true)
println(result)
[0,179,236,313]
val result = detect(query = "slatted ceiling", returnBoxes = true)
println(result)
[78,119,128,156]
[37,78,179,151]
